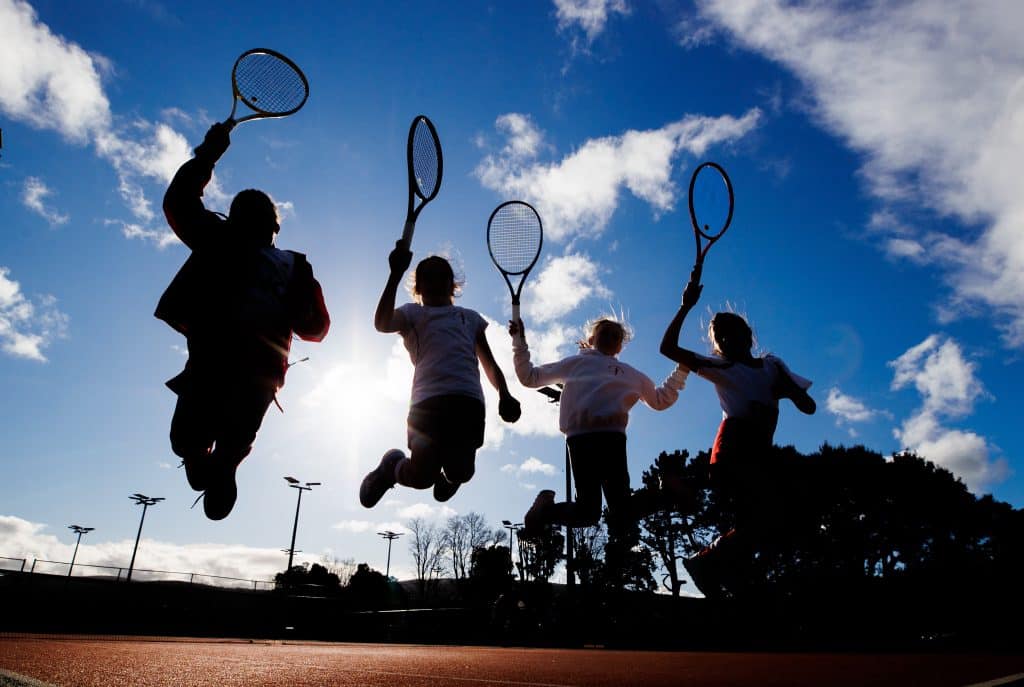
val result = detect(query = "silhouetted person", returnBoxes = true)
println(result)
[510,316,689,539]
[660,272,815,597]
[157,122,329,520]
[360,242,520,508]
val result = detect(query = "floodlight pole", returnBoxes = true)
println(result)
[538,386,574,590]
[67,525,94,578]
[501,520,523,580]
[378,531,403,578]
[127,494,163,582]
[284,477,319,572]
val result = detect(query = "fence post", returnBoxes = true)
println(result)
[20,558,25,572]
[29,559,37,574]
[190,573,194,584]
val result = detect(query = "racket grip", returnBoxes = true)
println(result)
[224,117,237,132]
[401,219,415,247]
[690,262,703,284]
[512,303,521,324]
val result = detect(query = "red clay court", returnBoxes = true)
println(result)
[1,635,1023,687]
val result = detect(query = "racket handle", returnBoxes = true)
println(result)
[512,303,521,324]
[690,262,703,284]
[224,117,237,132]
[401,219,415,247]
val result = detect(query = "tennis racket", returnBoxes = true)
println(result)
[688,161,734,282]
[400,115,444,248]
[225,48,309,130]
[487,201,543,323]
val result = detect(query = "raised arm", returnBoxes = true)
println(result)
[509,319,573,389]
[659,274,705,371]
[774,367,817,415]
[476,329,520,423]
[374,241,411,333]
[163,123,231,250]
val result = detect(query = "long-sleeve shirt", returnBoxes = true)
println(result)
[513,336,688,437]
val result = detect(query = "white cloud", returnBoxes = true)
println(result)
[395,502,457,521]
[0,514,311,585]
[694,0,1024,346]
[888,335,1007,492]
[0,0,111,142]
[475,109,761,242]
[525,253,611,324]
[0,1,215,245]
[501,456,558,477]
[21,176,69,226]
[554,0,630,43]
[825,387,884,425]
[0,266,68,361]
[332,519,408,535]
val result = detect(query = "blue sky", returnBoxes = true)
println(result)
[2,0,1022,588]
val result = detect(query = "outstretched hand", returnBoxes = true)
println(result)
[388,240,413,275]
[499,394,522,423]
[195,122,231,161]
[508,319,525,339]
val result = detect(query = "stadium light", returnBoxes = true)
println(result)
[377,530,403,578]
[284,477,319,573]
[127,494,164,582]
[501,520,523,581]
[67,525,94,578]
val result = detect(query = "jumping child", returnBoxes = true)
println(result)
[158,122,330,521]
[360,241,521,507]
[660,273,815,596]
[510,315,689,538]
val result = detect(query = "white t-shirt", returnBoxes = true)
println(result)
[694,353,811,420]
[397,303,486,405]
[513,337,688,438]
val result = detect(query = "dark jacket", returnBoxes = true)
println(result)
[156,152,329,390]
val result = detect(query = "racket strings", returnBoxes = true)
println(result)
[234,53,307,115]
[691,167,732,239]
[412,121,440,198]
[489,209,542,274]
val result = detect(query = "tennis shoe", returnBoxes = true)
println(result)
[433,471,460,503]
[522,489,556,538]
[360,449,405,508]
[179,453,210,492]
[203,459,238,521]
[683,553,723,599]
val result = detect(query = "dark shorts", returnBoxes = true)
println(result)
[407,394,486,451]
[168,367,276,466]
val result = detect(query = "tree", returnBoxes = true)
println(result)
[407,517,447,599]
[275,562,340,590]
[320,554,358,587]
[638,450,714,596]
[517,525,565,582]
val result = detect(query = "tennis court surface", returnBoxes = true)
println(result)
[2,635,1024,687]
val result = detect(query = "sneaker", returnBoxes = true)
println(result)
[433,471,460,502]
[203,460,238,521]
[522,489,556,537]
[683,553,722,599]
[179,453,212,492]
[360,449,405,508]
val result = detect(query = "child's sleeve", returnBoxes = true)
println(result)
[511,335,571,389]
[639,365,689,411]
[694,353,737,388]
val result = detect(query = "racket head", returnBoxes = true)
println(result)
[688,161,734,241]
[407,115,443,202]
[230,48,309,123]
[487,201,544,277]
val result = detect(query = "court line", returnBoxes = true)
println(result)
[962,673,1024,687]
